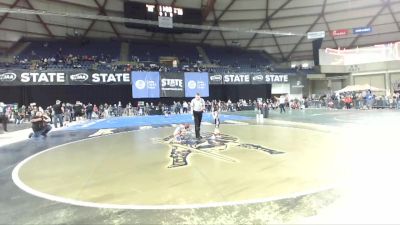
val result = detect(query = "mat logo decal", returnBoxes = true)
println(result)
[154,132,284,168]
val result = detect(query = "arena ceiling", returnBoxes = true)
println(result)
[0,0,400,62]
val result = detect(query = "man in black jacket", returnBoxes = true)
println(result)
[53,100,64,128]
[73,101,83,121]
[86,103,93,120]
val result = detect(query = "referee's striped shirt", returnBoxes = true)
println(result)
[191,98,205,112]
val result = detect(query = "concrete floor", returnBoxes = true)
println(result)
[1,109,400,224]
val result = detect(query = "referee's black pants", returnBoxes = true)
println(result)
[0,115,8,132]
[193,110,203,138]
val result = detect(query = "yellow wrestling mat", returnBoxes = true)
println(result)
[13,124,347,209]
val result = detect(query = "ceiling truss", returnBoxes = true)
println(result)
[0,0,399,62]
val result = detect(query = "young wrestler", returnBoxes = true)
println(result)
[212,102,220,128]
[173,123,191,143]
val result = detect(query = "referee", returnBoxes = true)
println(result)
[191,93,205,139]
[0,102,8,132]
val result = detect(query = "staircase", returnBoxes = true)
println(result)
[261,50,277,64]
[7,40,31,57]
[196,46,210,64]
[120,42,130,61]
[0,40,30,63]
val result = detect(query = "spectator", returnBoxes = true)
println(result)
[86,103,93,120]
[366,90,374,110]
[173,123,191,143]
[182,101,188,113]
[276,95,286,113]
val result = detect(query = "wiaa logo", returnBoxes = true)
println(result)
[0,72,17,82]
[70,73,89,81]
[210,75,222,82]
[252,75,263,81]
[197,81,206,89]
[147,80,157,89]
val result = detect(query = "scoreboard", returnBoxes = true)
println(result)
[145,4,183,18]
[124,1,202,33]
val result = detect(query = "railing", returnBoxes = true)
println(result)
[304,99,400,110]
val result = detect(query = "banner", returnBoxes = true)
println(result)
[222,74,251,85]
[353,26,372,35]
[330,29,349,37]
[131,71,160,98]
[0,70,131,86]
[1,70,294,88]
[160,72,184,97]
[208,73,291,85]
[70,72,131,85]
[251,74,289,84]
[184,72,209,97]
[0,71,67,86]
[307,31,325,39]
[290,75,307,95]
[90,72,131,84]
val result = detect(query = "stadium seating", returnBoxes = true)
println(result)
[1,39,278,73]
[130,41,199,63]
[19,40,121,60]
[203,45,268,67]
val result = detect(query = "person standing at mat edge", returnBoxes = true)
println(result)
[191,93,205,139]
[53,100,64,128]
